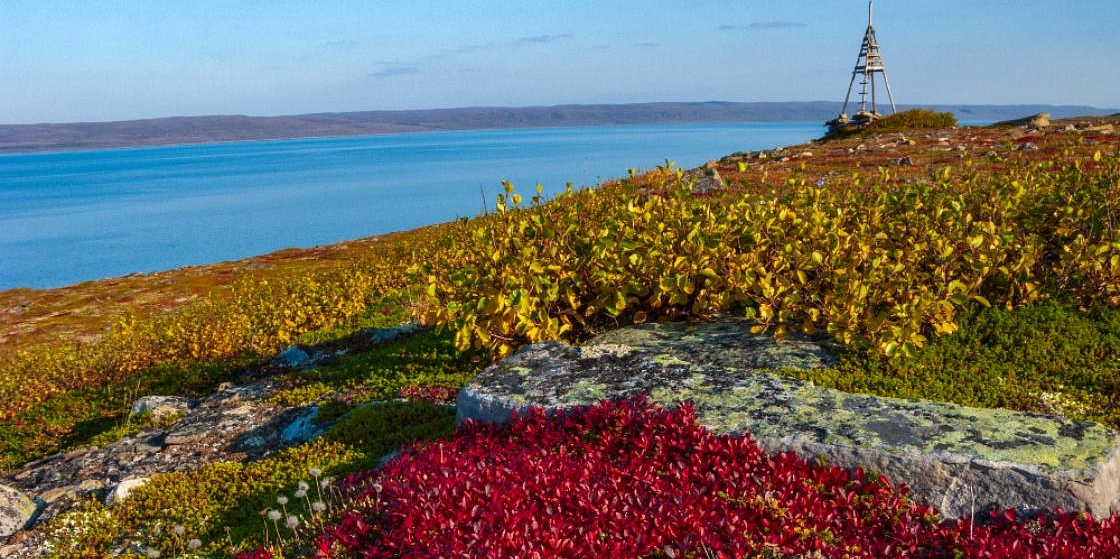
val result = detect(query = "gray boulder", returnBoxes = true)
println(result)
[458,320,1120,519]
[0,484,36,537]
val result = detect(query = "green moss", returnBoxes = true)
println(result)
[324,400,456,470]
[565,380,608,403]
[783,300,1120,429]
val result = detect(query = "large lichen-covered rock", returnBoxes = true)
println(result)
[458,320,1120,519]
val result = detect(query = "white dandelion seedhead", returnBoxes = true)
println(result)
[297,481,310,491]
[267,509,283,521]
[285,515,300,530]
[312,501,327,513]
[172,524,186,536]
[295,488,307,499]
[276,495,289,506]
[187,539,202,550]
[309,467,322,477]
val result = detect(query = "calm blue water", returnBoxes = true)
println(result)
[0,122,822,290]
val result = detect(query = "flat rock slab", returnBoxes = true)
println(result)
[458,320,1120,518]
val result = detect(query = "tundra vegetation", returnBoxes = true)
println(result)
[2,117,1118,557]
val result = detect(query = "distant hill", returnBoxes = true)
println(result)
[0,101,1115,154]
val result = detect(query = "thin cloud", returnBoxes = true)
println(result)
[322,39,360,50]
[457,34,573,53]
[719,21,807,30]
[367,65,422,79]
[518,33,574,44]
[635,42,660,48]
[456,42,498,54]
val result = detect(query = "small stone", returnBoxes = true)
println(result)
[0,484,37,537]
[38,485,76,504]
[280,407,323,443]
[891,156,914,166]
[131,395,192,424]
[689,169,724,194]
[276,345,312,368]
[1016,142,1040,152]
[105,477,149,505]
[368,323,424,345]
[78,479,104,493]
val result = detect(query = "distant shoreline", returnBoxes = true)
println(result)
[1,101,1116,155]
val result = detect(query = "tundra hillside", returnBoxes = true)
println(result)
[2,113,1119,557]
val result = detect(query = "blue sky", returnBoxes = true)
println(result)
[1,0,1118,124]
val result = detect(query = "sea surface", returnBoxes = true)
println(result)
[0,122,822,290]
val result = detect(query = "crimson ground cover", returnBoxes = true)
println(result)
[309,398,1120,558]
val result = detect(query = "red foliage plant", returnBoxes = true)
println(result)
[313,398,1120,558]
[235,548,273,559]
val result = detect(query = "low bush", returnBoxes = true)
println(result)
[314,398,1120,558]
[865,108,958,132]
[825,108,958,139]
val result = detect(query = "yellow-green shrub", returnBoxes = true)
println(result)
[417,154,1119,358]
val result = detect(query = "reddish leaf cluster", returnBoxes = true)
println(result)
[235,548,273,559]
[398,384,459,404]
[314,398,1120,558]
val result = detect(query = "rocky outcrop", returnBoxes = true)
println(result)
[458,320,1120,519]
[0,323,430,556]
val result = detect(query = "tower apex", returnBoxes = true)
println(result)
[829,0,897,132]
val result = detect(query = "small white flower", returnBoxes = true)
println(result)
[309,467,322,476]
[172,524,185,536]
[285,515,300,530]
[276,496,288,506]
[297,481,310,491]
[294,488,307,499]
[187,539,202,550]
[267,509,282,521]
[312,501,327,513]
[320,477,333,488]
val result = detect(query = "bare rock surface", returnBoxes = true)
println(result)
[458,319,1120,519]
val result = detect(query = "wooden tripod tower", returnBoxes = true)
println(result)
[837,0,896,123]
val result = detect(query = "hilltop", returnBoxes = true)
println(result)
[0,101,1115,154]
